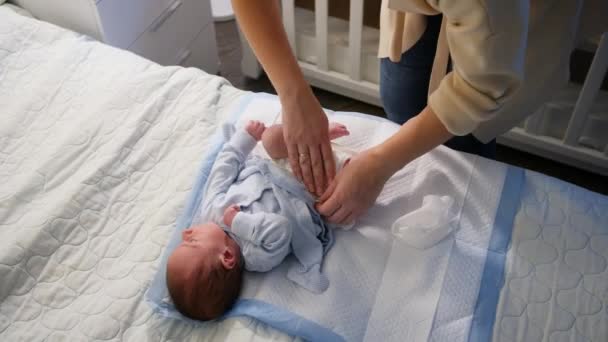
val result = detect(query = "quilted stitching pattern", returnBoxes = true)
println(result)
[493,172,608,342]
[0,7,296,342]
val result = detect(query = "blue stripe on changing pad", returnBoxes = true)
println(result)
[226,299,344,342]
[468,166,525,342]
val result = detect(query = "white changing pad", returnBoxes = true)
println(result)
[147,94,520,342]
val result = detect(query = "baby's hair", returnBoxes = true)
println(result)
[167,257,243,321]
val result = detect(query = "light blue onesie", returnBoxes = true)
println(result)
[199,124,334,293]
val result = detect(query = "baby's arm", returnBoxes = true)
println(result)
[202,121,266,209]
[229,211,292,272]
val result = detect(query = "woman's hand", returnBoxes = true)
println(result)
[231,0,334,196]
[316,106,454,224]
[315,148,391,224]
[282,88,334,196]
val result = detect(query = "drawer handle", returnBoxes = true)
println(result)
[150,0,182,32]
[177,49,192,65]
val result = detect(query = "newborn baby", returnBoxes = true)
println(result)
[166,120,350,321]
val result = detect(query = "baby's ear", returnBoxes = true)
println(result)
[220,248,237,269]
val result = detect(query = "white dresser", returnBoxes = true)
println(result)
[11,0,219,74]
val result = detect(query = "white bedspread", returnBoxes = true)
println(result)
[0,6,296,342]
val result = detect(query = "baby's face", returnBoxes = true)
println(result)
[181,223,227,249]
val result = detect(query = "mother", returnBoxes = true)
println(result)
[232,0,582,224]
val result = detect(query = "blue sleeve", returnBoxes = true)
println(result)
[285,203,331,294]
[200,126,257,218]
[231,211,292,272]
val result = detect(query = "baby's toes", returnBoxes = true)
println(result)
[329,124,350,139]
[328,122,345,131]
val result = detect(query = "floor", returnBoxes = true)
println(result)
[214,20,607,195]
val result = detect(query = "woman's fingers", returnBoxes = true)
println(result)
[343,211,357,225]
[288,144,304,183]
[298,145,315,194]
[309,145,325,195]
[318,179,336,203]
[287,140,332,196]
[316,190,341,218]
[321,141,335,185]
[328,206,350,224]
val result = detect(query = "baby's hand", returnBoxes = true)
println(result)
[223,205,240,227]
[246,120,266,141]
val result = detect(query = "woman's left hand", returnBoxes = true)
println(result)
[315,148,391,224]
[281,88,334,197]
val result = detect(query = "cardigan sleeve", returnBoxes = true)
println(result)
[426,0,527,135]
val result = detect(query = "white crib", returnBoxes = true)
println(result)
[240,0,608,175]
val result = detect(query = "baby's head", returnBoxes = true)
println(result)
[166,223,243,321]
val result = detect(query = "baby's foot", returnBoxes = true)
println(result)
[328,122,350,140]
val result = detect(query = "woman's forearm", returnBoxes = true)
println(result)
[373,106,453,178]
[232,0,309,100]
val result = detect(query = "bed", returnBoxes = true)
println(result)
[1,5,607,342]
[0,4,295,341]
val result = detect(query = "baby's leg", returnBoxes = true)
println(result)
[261,125,288,159]
[261,123,349,159]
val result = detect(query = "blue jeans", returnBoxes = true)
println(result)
[379,15,496,159]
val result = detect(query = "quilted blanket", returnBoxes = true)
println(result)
[0,6,295,342]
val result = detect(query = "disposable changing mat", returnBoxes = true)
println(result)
[146,94,522,341]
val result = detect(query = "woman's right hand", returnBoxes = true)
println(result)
[316,148,391,224]
[281,87,335,196]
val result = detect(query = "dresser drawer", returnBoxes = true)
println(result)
[179,24,219,74]
[128,0,212,66]
[97,0,172,49]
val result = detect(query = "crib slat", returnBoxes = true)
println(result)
[564,32,608,146]
[348,0,364,80]
[315,0,329,70]
[282,0,297,53]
